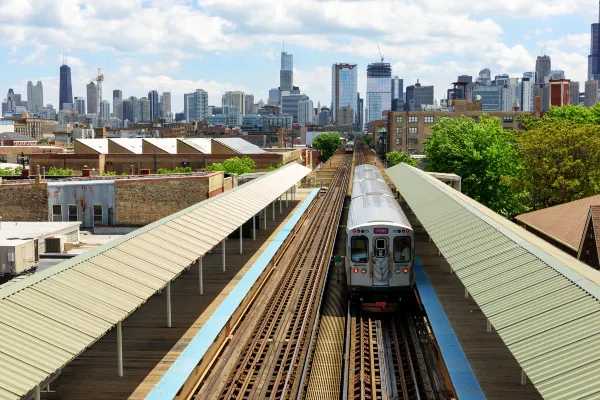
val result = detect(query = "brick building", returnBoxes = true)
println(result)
[0,132,38,146]
[549,79,571,107]
[2,113,54,140]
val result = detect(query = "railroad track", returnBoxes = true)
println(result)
[193,152,352,400]
[346,300,451,400]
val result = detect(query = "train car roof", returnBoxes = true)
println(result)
[354,164,380,174]
[347,194,412,230]
[353,169,385,183]
[351,179,394,200]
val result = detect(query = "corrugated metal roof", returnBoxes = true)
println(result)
[144,138,178,154]
[182,138,212,154]
[347,195,411,230]
[387,163,600,400]
[0,162,311,400]
[516,195,600,251]
[75,139,109,154]
[111,138,143,154]
[213,137,266,154]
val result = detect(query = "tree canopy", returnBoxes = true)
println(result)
[424,115,524,217]
[312,132,341,161]
[520,104,600,130]
[386,151,416,167]
[0,166,22,176]
[206,156,256,175]
[517,120,600,209]
[363,135,373,145]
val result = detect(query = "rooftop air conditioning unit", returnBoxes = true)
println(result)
[45,236,66,253]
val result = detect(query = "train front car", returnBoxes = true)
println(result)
[345,141,355,153]
[347,165,414,312]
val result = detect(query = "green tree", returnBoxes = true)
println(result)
[386,151,416,167]
[363,135,373,146]
[520,104,600,130]
[424,115,524,217]
[0,166,22,175]
[267,163,283,172]
[517,120,600,209]
[206,156,256,175]
[312,132,342,161]
[47,167,73,176]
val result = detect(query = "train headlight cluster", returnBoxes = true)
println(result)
[351,229,369,233]
[395,268,410,274]
[361,268,367,274]
[395,268,401,274]
[393,229,410,233]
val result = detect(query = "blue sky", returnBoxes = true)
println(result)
[0,0,597,113]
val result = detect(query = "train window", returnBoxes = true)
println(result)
[351,237,369,263]
[394,236,412,263]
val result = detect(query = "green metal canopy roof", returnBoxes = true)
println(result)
[387,163,600,400]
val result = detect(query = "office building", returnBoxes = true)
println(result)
[139,97,150,122]
[589,3,600,81]
[318,108,331,126]
[26,81,43,113]
[59,63,72,111]
[520,77,535,112]
[332,63,358,124]
[357,94,364,132]
[122,99,133,122]
[297,99,314,126]
[391,76,403,104]
[222,91,245,115]
[585,80,599,107]
[405,80,434,112]
[223,105,241,126]
[113,90,122,120]
[100,100,110,124]
[535,55,551,84]
[472,85,501,111]
[366,62,392,122]
[159,92,171,118]
[281,93,308,121]
[74,97,86,115]
[477,69,492,86]
[570,81,580,105]
[185,89,209,122]
[549,79,571,107]
[338,106,354,125]
[86,82,97,115]
[245,94,255,115]
[268,88,280,105]
[280,51,293,91]
[500,78,519,111]
[148,90,159,120]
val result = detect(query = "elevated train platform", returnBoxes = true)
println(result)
[389,163,600,400]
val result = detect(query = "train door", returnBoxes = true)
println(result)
[372,237,389,286]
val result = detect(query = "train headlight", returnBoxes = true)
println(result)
[361,268,367,274]
[395,268,401,274]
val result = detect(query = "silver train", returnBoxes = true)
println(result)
[346,164,414,312]
[345,141,354,153]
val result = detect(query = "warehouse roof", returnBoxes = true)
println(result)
[0,222,80,241]
[516,195,600,251]
[144,138,178,154]
[387,163,600,400]
[213,137,266,154]
[110,138,143,154]
[0,162,311,400]
[75,139,109,154]
[181,138,212,154]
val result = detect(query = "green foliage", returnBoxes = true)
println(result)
[102,171,118,176]
[312,132,342,161]
[206,156,256,175]
[517,120,600,209]
[386,151,416,167]
[363,135,373,145]
[267,163,283,172]
[424,115,525,218]
[47,167,73,176]
[0,166,22,175]
[520,104,600,130]
[157,166,193,174]
[37,138,50,144]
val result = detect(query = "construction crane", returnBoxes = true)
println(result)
[377,45,384,63]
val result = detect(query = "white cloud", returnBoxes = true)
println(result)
[21,45,47,64]
[264,48,276,61]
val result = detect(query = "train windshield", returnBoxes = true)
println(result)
[351,236,369,263]
[393,236,412,263]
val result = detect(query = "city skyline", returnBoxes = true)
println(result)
[0,1,598,113]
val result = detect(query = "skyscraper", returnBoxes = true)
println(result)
[139,97,150,122]
[331,63,358,125]
[59,62,72,111]
[222,91,245,114]
[245,94,255,115]
[585,80,599,107]
[366,62,392,122]
[405,80,434,112]
[297,99,314,126]
[280,51,293,91]
[570,81,580,105]
[148,90,159,120]
[477,68,492,86]
[86,82,97,114]
[160,92,172,118]
[184,89,209,122]
[535,55,551,84]
[100,100,110,124]
[391,76,403,102]
[74,97,86,114]
[27,80,43,113]
[113,90,122,120]
[589,3,600,81]
[357,94,364,132]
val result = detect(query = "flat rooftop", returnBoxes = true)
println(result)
[0,221,81,240]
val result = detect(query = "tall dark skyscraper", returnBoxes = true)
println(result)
[280,50,293,92]
[59,59,73,111]
[589,3,600,81]
[535,55,551,84]
[148,90,159,120]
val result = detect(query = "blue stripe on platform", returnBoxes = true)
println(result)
[145,189,320,400]
[415,254,486,400]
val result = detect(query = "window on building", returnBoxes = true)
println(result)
[408,127,418,135]
[396,127,401,135]
[68,204,78,222]
[52,205,62,222]
[503,116,513,122]
[396,116,403,124]
[424,116,434,124]
[408,138,419,146]
[408,116,418,123]
[396,138,400,145]
[93,205,103,225]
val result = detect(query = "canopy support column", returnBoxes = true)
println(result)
[166,281,172,328]
[253,215,256,240]
[199,258,203,295]
[239,226,243,254]
[222,240,226,272]
[34,385,40,400]
[272,201,275,221]
[487,319,492,333]
[286,189,289,207]
[117,321,123,377]
[464,288,469,299]
[280,195,282,214]
[521,369,527,386]
[264,208,267,230]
